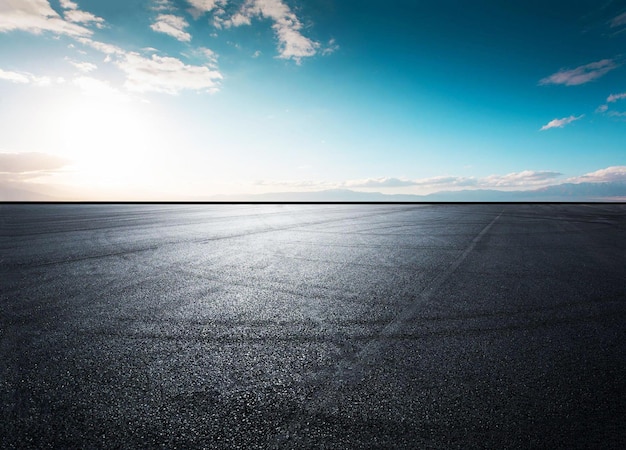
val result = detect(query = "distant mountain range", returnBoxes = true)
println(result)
[210,181,626,202]
[2,181,625,202]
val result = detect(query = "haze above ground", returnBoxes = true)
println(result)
[0,0,625,200]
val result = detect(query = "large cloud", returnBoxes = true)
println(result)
[0,0,92,36]
[74,37,223,95]
[115,52,222,94]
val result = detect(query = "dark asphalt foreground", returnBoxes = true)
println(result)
[1,204,625,449]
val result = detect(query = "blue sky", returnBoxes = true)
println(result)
[0,0,625,199]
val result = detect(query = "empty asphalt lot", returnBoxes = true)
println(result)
[1,203,625,448]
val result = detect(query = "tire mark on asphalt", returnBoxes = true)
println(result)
[333,210,503,381]
[272,209,503,446]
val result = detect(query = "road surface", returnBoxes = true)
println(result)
[1,204,625,448]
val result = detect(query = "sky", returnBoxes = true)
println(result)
[0,0,625,200]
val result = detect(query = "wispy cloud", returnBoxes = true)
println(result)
[75,38,223,95]
[198,47,219,67]
[59,0,105,28]
[480,170,562,187]
[607,92,626,102]
[0,68,30,84]
[539,59,618,86]
[64,10,105,28]
[345,177,425,188]
[540,115,584,130]
[152,0,175,12]
[150,14,192,42]
[256,170,562,191]
[596,104,609,113]
[73,76,129,101]
[255,179,336,189]
[610,12,626,28]
[76,37,125,55]
[0,0,92,36]
[66,59,97,73]
[344,176,479,188]
[567,166,626,183]
[0,152,69,174]
[115,52,222,94]
[322,38,339,56]
[608,111,626,118]
[0,68,56,86]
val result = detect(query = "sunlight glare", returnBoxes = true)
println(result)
[58,82,162,190]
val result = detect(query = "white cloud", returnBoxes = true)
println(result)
[567,166,626,184]
[539,59,618,86]
[115,52,222,94]
[225,11,251,27]
[0,0,92,36]
[258,171,562,191]
[596,104,609,113]
[0,68,55,85]
[77,37,125,55]
[610,12,626,27]
[607,92,626,103]
[67,59,97,73]
[64,9,105,28]
[540,115,584,130]
[152,0,175,12]
[480,170,562,187]
[322,38,339,56]
[198,47,219,67]
[0,68,30,83]
[186,0,226,18]
[220,0,319,63]
[59,0,78,9]
[77,37,223,95]
[150,14,191,42]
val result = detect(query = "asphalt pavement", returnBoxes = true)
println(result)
[1,204,625,448]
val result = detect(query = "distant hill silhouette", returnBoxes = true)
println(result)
[3,181,625,202]
[210,182,626,202]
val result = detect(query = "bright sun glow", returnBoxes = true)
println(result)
[57,79,163,190]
